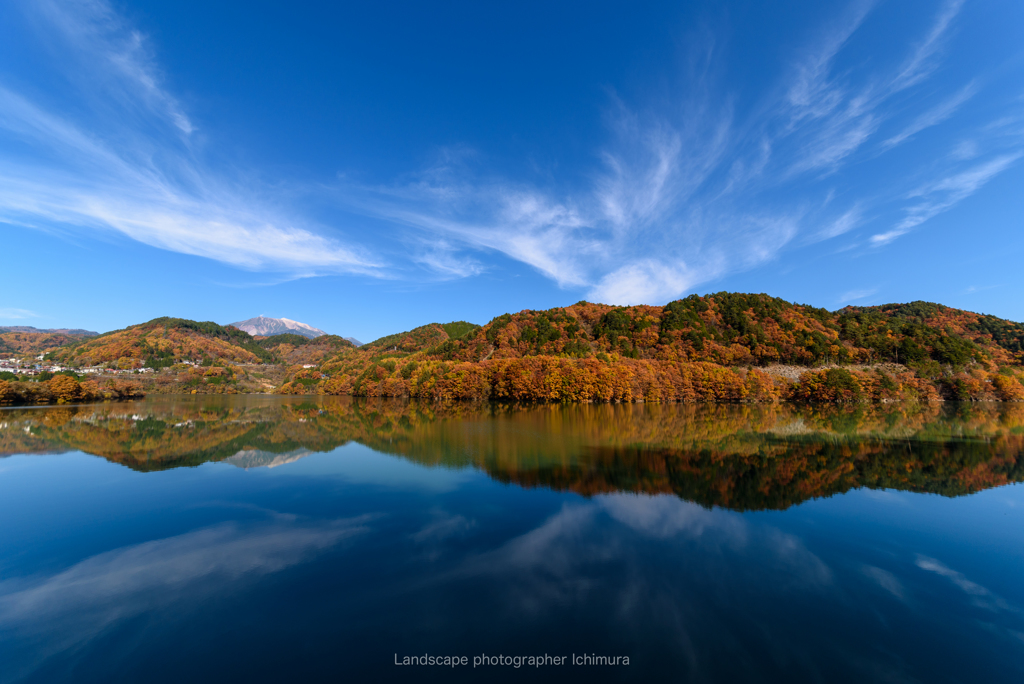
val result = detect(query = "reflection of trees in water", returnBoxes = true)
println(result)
[2,397,1023,510]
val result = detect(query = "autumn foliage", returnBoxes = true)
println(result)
[0,375,144,405]
[27,293,1024,405]
[0,331,94,355]
[275,293,1024,404]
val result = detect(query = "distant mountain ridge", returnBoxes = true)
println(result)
[229,316,327,339]
[43,316,358,371]
[0,326,98,336]
[1,327,99,356]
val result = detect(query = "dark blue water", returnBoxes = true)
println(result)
[1,397,1023,682]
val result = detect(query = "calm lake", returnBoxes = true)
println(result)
[2,396,1023,682]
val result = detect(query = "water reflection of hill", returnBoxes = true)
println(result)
[2,397,1022,510]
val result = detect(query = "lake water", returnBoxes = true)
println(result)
[2,396,1023,682]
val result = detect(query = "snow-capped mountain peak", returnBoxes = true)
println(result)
[229,316,327,339]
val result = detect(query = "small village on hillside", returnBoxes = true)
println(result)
[1,355,161,377]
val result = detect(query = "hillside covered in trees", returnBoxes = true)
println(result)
[276,294,1024,404]
[23,294,1024,405]
[46,317,355,369]
[0,330,96,355]
[360,321,480,353]
[0,318,358,402]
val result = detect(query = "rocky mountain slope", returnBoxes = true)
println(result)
[229,316,327,338]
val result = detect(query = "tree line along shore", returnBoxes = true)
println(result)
[2,293,1024,406]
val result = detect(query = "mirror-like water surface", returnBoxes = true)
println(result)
[2,396,1023,682]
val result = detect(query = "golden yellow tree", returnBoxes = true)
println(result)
[48,375,82,403]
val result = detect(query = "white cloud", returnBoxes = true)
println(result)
[815,207,862,241]
[590,260,699,307]
[964,284,1002,295]
[837,288,878,304]
[344,79,801,305]
[951,139,979,160]
[412,241,486,280]
[0,308,40,320]
[353,181,592,288]
[889,0,964,93]
[868,229,904,247]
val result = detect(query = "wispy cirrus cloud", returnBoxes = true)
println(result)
[783,0,875,124]
[344,108,798,305]
[2,0,1019,305]
[0,307,41,320]
[814,207,863,242]
[889,0,965,93]
[30,0,195,135]
[837,288,878,305]
[780,0,967,176]
[337,0,1007,303]
[872,153,1022,246]
[883,82,977,148]
[0,0,380,277]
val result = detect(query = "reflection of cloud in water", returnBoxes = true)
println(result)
[764,527,833,587]
[0,517,370,678]
[429,493,843,678]
[599,493,745,541]
[915,555,1024,653]
[412,510,476,544]
[450,494,835,610]
[862,565,906,601]
[601,494,832,586]
[915,555,1014,612]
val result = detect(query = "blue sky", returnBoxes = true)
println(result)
[1,0,1022,341]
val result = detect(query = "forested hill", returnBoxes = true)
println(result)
[46,317,354,368]
[397,294,1024,368]
[281,293,1024,403]
[31,294,1024,403]
[840,301,1024,360]
[361,321,481,353]
[1,330,96,355]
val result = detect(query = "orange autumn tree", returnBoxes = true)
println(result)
[48,375,82,403]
